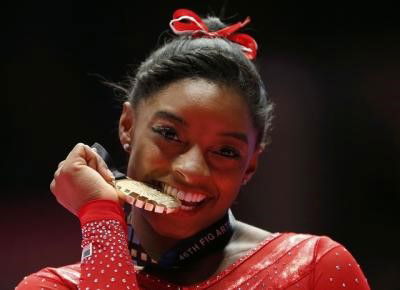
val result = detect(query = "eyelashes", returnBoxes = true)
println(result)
[151,125,181,142]
[214,147,241,159]
[151,125,242,160]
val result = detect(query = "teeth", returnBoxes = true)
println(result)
[177,191,185,200]
[171,187,178,197]
[186,193,194,202]
[159,182,208,211]
[181,205,195,211]
[175,189,207,203]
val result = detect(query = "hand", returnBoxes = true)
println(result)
[50,143,124,215]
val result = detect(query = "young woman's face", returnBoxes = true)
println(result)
[120,78,261,238]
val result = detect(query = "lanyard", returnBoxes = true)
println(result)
[127,211,235,269]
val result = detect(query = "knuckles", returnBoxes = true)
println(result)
[49,179,56,193]
[55,162,82,179]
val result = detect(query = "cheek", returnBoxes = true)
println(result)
[128,141,170,179]
[212,169,244,201]
[211,154,253,203]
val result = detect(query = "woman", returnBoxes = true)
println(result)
[17,9,370,289]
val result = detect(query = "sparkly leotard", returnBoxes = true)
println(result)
[16,200,370,289]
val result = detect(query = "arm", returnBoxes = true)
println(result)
[16,200,139,290]
[54,143,139,288]
[17,143,138,289]
[78,199,138,289]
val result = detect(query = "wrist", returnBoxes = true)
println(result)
[78,199,126,226]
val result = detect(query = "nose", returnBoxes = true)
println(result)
[172,145,211,184]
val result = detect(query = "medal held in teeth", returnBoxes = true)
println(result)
[115,178,181,214]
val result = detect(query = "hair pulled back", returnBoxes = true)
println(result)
[122,15,273,146]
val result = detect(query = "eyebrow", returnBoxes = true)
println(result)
[219,132,248,145]
[154,110,248,144]
[154,110,187,126]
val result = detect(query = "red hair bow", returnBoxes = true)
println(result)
[169,9,258,60]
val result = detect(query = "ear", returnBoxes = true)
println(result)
[119,101,135,148]
[242,146,264,185]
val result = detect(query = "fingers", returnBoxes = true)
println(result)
[50,178,56,193]
[53,160,65,178]
[83,144,115,183]
[50,143,106,194]
[60,143,113,183]
[57,160,65,169]
[50,159,65,193]
[49,142,124,215]
[115,188,132,206]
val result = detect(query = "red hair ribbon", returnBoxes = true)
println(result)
[169,9,258,60]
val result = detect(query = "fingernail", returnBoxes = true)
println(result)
[91,147,97,153]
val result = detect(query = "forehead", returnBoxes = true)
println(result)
[138,78,253,126]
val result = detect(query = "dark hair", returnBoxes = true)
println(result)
[117,15,273,147]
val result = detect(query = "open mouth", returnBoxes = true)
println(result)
[116,179,179,213]
[146,181,208,211]
[165,183,208,211]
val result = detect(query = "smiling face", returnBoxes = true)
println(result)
[119,78,261,238]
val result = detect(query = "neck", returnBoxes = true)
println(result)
[128,208,236,270]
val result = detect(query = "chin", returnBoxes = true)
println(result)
[144,210,210,239]
[156,226,196,240]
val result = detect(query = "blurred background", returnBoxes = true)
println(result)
[4,0,399,289]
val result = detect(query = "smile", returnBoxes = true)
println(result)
[162,183,207,211]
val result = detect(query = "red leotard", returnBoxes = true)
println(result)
[16,200,370,289]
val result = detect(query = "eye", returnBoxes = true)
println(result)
[214,146,241,159]
[152,125,181,142]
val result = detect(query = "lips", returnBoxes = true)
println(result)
[142,180,209,212]
[162,183,208,211]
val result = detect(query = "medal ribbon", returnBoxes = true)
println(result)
[127,211,235,269]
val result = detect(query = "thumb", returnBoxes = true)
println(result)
[115,188,135,206]
[84,145,115,183]
[85,145,134,206]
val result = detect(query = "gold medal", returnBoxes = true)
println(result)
[114,178,181,214]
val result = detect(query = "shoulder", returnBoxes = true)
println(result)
[272,232,342,260]
[230,223,362,269]
[255,231,360,266]
[251,232,370,289]
[16,263,81,289]
[272,232,365,269]
[232,222,340,256]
